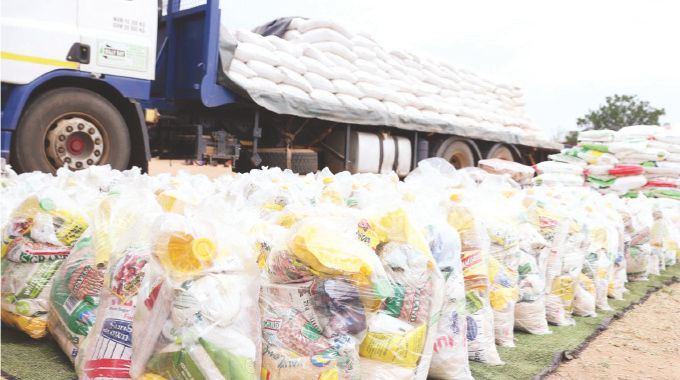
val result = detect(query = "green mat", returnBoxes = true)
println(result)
[1,264,679,380]
[470,263,680,380]
[1,327,75,380]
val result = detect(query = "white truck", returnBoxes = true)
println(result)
[1,0,561,174]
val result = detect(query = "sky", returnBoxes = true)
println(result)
[219,0,680,139]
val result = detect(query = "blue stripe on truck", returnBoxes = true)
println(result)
[1,69,150,132]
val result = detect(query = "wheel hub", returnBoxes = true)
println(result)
[46,117,103,170]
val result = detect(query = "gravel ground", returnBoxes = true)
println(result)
[550,282,680,380]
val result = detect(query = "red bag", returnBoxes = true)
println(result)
[644,179,677,188]
[608,165,644,176]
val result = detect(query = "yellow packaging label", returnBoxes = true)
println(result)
[596,268,608,281]
[277,213,298,228]
[319,367,339,380]
[256,241,269,269]
[370,209,433,262]
[139,374,168,380]
[1,309,48,339]
[319,189,343,205]
[579,273,596,296]
[290,224,375,281]
[590,228,608,250]
[551,276,574,303]
[488,257,519,311]
[448,206,474,233]
[357,222,384,250]
[52,210,88,246]
[359,323,426,368]
[263,203,284,211]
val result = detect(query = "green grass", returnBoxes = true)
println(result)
[1,327,75,380]
[470,263,680,380]
[1,264,678,380]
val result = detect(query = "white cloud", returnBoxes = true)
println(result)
[220,0,680,133]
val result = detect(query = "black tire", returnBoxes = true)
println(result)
[435,138,479,168]
[486,143,517,161]
[240,148,318,174]
[11,87,130,173]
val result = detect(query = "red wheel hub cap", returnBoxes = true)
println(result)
[67,136,85,154]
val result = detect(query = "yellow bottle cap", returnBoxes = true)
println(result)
[192,237,216,262]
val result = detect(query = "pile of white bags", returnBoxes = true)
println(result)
[224,19,550,145]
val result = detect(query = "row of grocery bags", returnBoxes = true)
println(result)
[536,125,680,198]
[2,157,680,380]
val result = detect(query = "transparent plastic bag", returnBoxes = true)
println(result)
[488,257,519,346]
[1,190,88,339]
[447,200,503,365]
[76,188,161,380]
[623,197,652,281]
[131,200,261,380]
[355,207,444,380]
[514,222,550,335]
[425,223,473,380]
[572,274,597,317]
[474,187,522,347]
[260,213,391,380]
[48,229,103,362]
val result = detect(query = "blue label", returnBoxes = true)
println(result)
[449,311,460,335]
[466,316,478,341]
[101,318,132,347]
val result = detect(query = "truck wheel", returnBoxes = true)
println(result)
[11,87,130,173]
[240,148,318,174]
[486,143,517,161]
[435,138,479,168]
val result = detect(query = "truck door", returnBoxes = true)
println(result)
[1,0,79,84]
[77,0,157,81]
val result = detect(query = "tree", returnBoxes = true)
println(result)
[576,94,665,131]
[564,131,578,146]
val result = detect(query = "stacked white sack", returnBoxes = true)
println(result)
[578,126,680,197]
[226,19,549,143]
[532,161,585,187]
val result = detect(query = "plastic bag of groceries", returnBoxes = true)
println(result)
[48,229,102,362]
[576,195,617,314]
[622,196,653,281]
[425,223,473,380]
[1,189,88,338]
[604,195,628,300]
[259,211,392,380]
[572,273,597,316]
[514,221,551,335]
[650,202,678,272]
[477,182,522,346]
[657,199,680,266]
[401,164,473,379]
[357,208,444,380]
[75,188,162,380]
[447,195,503,365]
[523,188,579,326]
[549,198,588,325]
[131,200,261,380]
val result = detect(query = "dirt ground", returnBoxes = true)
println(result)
[550,282,680,380]
[148,158,233,178]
